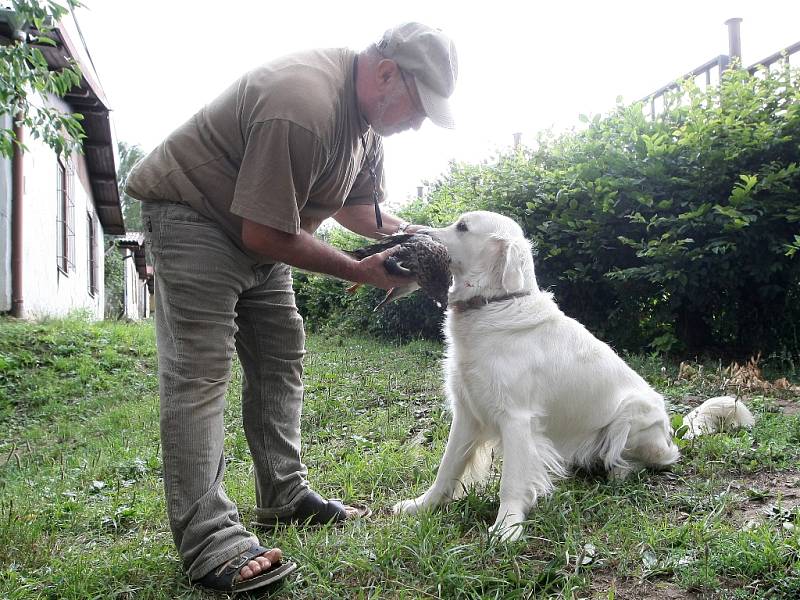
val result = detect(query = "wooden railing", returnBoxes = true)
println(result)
[645,54,730,118]
[642,18,799,118]
[747,40,800,73]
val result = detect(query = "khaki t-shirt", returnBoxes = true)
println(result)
[125,47,384,255]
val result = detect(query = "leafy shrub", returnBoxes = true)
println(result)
[294,269,446,341]
[408,65,800,359]
[104,239,124,319]
[304,65,800,360]
[536,66,797,358]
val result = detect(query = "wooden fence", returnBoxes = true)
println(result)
[643,18,800,118]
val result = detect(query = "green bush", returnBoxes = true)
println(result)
[413,65,800,358]
[294,269,446,341]
[529,66,798,358]
[305,65,800,360]
[104,239,124,319]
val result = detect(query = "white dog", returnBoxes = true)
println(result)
[393,211,682,541]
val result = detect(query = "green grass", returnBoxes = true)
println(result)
[1,317,799,598]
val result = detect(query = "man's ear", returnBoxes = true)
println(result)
[375,59,399,89]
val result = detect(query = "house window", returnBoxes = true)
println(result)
[87,212,98,296]
[56,159,75,273]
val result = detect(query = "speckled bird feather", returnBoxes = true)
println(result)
[347,233,452,309]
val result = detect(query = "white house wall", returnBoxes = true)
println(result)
[122,248,141,320]
[138,280,150,319]
[21,122,105,320]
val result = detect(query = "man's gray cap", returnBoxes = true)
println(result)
[377,22,458,129]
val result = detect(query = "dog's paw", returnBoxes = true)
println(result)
[488,513,526,542]
[608,465,633,480]
[488,521,523,542]
[392,498,423,515]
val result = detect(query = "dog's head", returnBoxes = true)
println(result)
[420,211,537,302]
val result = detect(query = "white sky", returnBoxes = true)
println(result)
[72,0,800,210]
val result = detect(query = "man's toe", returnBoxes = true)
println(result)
[237,548,282,581]
[253,556,272,571]
[261,548,282,563]
[343,503,371,520]
[238,562,256,580]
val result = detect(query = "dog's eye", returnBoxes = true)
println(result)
[456,221,468,232]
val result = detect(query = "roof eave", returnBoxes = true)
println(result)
[0,11,125,235]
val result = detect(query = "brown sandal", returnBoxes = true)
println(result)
[191,544,296,593]
[254,490,371,530]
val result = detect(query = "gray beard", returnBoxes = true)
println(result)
[370,87,405,137]
[370,121,398,137]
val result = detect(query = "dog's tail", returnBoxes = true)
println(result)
[682,395,755,439]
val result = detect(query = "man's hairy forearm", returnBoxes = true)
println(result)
[240,218,410,291]
[242,220,360,281]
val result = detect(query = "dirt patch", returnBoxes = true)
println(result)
[587,572,718,599]
[642,467,800,535]
[768,396,800,416]
[725,470,800,529]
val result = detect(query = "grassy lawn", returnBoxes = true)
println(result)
[1,317,799,599]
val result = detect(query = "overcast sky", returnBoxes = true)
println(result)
[71,0,800,211]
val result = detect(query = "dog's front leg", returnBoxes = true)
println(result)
[489,416,556,542]
[393,407,480,515]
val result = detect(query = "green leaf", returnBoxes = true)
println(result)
[0,0,85,159]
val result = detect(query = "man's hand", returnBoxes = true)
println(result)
[356,247,415,291]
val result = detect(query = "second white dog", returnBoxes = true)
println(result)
[393,211,682,541]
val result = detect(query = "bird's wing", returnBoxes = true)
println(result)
[345,234,420,259]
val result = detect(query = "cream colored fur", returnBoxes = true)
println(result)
[393,211,682,541]
[683,395,755,439]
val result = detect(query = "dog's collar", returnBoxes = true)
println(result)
[450,291,532,312]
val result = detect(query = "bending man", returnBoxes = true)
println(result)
[126,22,458,593]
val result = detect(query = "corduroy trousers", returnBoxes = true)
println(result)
[142,201,311,580]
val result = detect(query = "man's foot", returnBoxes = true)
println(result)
[253,490,372,530]
[191,544,297,593]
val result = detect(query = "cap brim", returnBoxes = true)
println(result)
[416,78,455,129]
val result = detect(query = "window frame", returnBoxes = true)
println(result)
[87,211,98,297]
[56,158,75,274]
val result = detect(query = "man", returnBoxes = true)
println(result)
[126,22,457,593]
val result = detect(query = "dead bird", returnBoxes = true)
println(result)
[347,233,452,310]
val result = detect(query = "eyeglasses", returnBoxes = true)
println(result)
[399,70,426,119]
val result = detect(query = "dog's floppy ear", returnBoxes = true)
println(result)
[493,236,529,292]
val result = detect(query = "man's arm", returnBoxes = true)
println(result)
[332,203,423,240]
[241,218,409,291]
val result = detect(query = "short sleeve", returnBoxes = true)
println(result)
[230,120,326,234]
